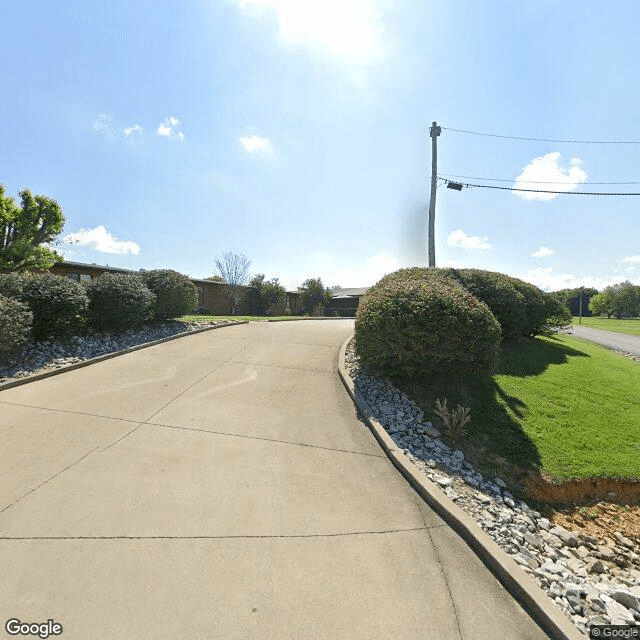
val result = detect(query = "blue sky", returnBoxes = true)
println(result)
[1,0,639,291]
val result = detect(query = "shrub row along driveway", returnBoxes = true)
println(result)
[571,324,640,358]
[0,320,548,639]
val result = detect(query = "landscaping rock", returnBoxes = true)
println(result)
[0,320,232,385]
[344,340,640,638]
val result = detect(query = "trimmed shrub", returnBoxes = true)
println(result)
[141,269,198,320]
[0,272,24,299]
[86,273,156,330]
[541,294,573,333]
[436,268,526,341]
[0,294,32,361]
[355,268,501,377]
[19,272,88,340]
[507,277,551,337]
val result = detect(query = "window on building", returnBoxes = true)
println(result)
[80,274,92,282]
[66,273,80,282]
[197,287,204,305]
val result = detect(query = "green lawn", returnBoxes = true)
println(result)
[395,334,640,486]
[572,315,640,336]
[179,314,308,322]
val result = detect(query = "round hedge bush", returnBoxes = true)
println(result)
[19,273,88,340]
[0,272,24,299]
[86,273,156,330]
[436,268,526,341]
[0,294,33,361]
[507,277,550,337]
[141,269,198,320]
[355,268,501,377]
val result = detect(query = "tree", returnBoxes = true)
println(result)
[250,274,286,315]
[590,281,640,318]
[298,277,332,314]
[589,292,613,318]
[610,281,640,318]
[214,252,251,314]
[551,287,598,316]
[205,275,224,283]
[0,184,65,272]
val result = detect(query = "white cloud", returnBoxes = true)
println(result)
[513,153,587,201]
[239,134,274,157]
[447,228,491,250]
[531,246,555,258]
[157,117,185,141]
[92,114,115,136]
[234,0,383,64]
[63,226,141,255]
[520,267,640,291]
[123,124,144,137]
[623,255,640,263]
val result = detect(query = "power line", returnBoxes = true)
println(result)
[439,172,640,185]
[440,178,640,196]
[441,126,640,144]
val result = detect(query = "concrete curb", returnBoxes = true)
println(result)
[266,317,351,322]
[337,334,583,640]
[0,321,249,392]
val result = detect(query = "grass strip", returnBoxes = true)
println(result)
[394,334,640,485]
[572,316,640,336]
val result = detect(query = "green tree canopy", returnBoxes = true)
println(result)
[298,277,332,314]
[589,281,640,318]
[0,185,65,272]
[250,274,286,315]
[589,292,613,318]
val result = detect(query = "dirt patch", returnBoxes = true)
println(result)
[551,501,640,546]
[521,471,640,544]
[523,471,640,504]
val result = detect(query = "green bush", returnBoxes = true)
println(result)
[437,268,526,341]
[0,294,32,361]
[86,273,156,330]
[508,277,551,337]
[541,294,573,333]
[19,272,88,340]
[355,268,501,377]
[141,269,198,320]
[0,272,25,299]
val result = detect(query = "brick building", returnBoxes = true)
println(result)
[49,261,259,316]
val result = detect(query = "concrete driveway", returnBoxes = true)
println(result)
[0,320,549,639]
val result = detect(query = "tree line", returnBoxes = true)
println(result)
[552,283,640,319]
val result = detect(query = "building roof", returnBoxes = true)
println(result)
[53,261,254,289]
[54,260,132,273]
[331,287,370,299]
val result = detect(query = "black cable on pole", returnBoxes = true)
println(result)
[439,173,640,185]
[441,126,640,144]
[440,178,640,196]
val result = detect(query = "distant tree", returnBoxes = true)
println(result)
[590,282,640,318]
[0,184,65,272]
[205,275,224,283]
[250,274,286,315]
[214,252,251,314]
[298,277,332,314]
[551,287,598,316]
[610,281,640,318]
[589,292,614,318]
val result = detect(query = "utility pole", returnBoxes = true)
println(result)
[428,121,441,267]
[579,286,583,324]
